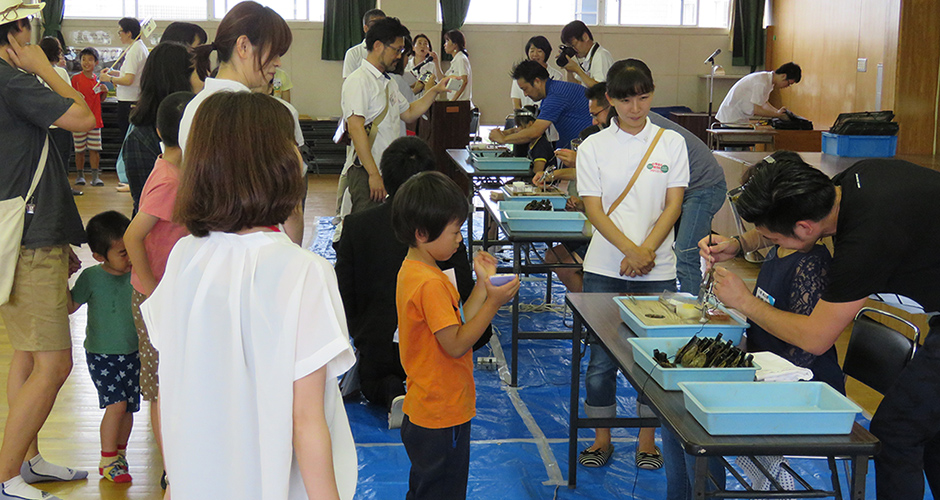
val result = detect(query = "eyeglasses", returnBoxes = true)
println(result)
[590,106,609,119]
[385,44,407,55]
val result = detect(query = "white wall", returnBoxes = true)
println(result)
[61,5,745,124]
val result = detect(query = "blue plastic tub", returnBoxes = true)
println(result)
[821,132,897,157]
[499,198,567,212]
[500,210,587,233]
[614,296,748,343]
[628,337,759,391]
[469,149,532,171]
[678,381,862,435]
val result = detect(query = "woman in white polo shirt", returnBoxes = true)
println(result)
[100,17,148,139]
[575,59,689,472]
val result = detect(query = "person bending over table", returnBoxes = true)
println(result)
[576,58,689,471]
[700,153,940,500]
[715,62,800,124]
[490,60,592,150]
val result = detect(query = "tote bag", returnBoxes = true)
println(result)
[0,137,49,305]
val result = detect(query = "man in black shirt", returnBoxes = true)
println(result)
[700,153,940,500]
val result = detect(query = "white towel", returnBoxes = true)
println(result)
[751,351,814,382]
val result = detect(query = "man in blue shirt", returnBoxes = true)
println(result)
[489,60,592,149]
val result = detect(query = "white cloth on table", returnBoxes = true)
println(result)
[142,231,357,500]
[751,351,814,382]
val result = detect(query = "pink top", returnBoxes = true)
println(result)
[131,157,190,294]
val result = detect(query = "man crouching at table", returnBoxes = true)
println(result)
[700,151,940,500]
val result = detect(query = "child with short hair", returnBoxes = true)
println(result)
[514,105,556,176]
[70,47,108,186]
[392,171,520,500]
[141,91,357,499]
[122,90,194,490]
[67,210,139,483]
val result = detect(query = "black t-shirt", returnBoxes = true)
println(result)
[0,59,85,248]
[527,134,556,173]
[822,160,940,312]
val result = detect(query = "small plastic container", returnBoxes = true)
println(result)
[821,132,897,157]
[628,337,759,391]
[500,210,587,233]
[679,381,862,435]
[498,199,567,212]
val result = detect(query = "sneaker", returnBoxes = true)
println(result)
[578,445,613,467]
[75,177,85,186]
[99,460,131,483]
[91,178,104,187]
[388,395,406,429]
[635,446,664,470]
[71,189,83,196]
[115,183,129,192]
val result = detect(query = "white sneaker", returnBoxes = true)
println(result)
[388,395,406,429]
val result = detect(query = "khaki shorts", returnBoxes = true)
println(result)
[0,246,71,352]
[131,289,159,401]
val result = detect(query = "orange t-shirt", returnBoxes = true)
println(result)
[396,258,475,429]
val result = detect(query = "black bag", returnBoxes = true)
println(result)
[829,111,899,135]
[771,110,813,130]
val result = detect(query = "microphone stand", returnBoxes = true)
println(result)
[707,58,717,127]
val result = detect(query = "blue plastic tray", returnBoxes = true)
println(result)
[614,296,748,343]
[678,381,862,435]
[628,337,759,391]
[499,198,567,212]
[469,149,532,171]
[501,211,587,233]
[821,132,897,157]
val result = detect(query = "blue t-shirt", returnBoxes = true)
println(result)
[537,79,593,149]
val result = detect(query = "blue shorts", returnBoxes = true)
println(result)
[86,351,141,412]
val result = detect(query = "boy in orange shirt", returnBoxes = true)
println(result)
[392,171,519,500]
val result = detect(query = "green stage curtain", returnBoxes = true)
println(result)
[731,0,765,70]
[42,0,65,39]
[321,0,375,61]
[439,0,470,62]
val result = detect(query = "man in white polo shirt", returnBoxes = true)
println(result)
[342,8,386,79]
[715,62,801,124]
[336,17,453,225]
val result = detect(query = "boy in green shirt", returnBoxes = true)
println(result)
[67,211,139,483]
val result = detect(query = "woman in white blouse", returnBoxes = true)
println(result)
[432,30,472,103]
[510,35,565,109]
[405,33,436,98]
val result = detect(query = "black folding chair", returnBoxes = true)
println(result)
[843,307,920,395]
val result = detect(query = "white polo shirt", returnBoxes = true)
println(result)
[716,71,774,124]
[445,51,472,103]
[178,78,305,155]
[577,117,690,282]
[337,60,410,175]
[574,43,613,87]
[342,41,368,79]
[116,39,148,102]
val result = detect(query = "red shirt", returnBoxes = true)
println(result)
[70,72,105,129]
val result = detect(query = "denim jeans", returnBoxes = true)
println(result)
[582,272,676,417]
[662,428,726,500]
[870,318,940,499]
[675,181,727,294]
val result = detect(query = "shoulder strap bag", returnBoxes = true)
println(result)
[606,127,665,216]
[0,136,50,305]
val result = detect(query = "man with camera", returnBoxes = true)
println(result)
[488,60,592,150]
[559,20,614,88]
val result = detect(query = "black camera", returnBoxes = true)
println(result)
[555,45,578,68]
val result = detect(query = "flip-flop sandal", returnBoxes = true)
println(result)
[578,445,614,467]
[636,446,664,470]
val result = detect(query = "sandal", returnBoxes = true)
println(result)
[578,445,613,467]
[636,446,664,470]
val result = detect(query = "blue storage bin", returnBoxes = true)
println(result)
[629,337,759,391]
[678,381,862,435]
[500,210,587,233]
[468,149,532,171]
[821,132,897,157]
[499,198,567,212]
[614,296,749,342]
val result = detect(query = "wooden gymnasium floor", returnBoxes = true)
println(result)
[0,171,886,499]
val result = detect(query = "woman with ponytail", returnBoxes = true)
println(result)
[431,29,472,103]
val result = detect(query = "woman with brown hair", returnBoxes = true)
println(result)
[178,0,306,243]
[142,91,357,500]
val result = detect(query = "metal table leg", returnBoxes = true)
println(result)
[510,241,521,387]
[568,311,583,488]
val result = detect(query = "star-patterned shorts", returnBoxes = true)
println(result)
[86,351,141,413]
